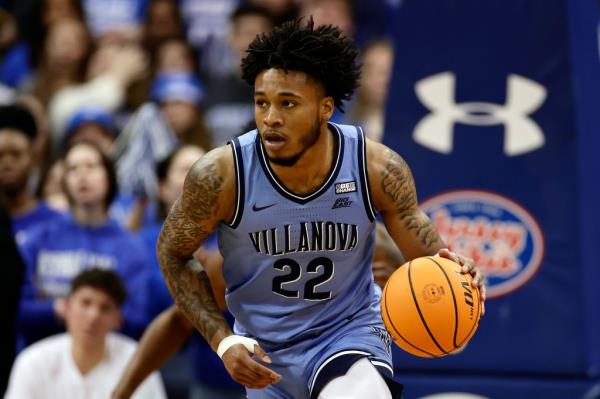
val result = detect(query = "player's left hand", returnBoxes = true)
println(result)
[437,248,486,315]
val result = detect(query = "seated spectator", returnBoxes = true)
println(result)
[345,39,394,142]
[149,72,206,146]
[48,34,148,151]
[116,72,208,204]
[143,0,185,55]
[1,0,87,91]
[64,106,119,157]
[154,38,197,75]
[28,18,92,107]
[17,141,151,347]
[202,4,274,146]
[5,268,165,399]
[179,0,239,72]
[0,104,63,244]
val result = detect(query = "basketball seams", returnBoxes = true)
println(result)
[407,260,449,356]
[427,257,459,350]
[382,264,436,357]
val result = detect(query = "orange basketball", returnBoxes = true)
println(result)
[381,256,481,358]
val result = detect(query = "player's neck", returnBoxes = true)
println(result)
[269,124,336,195]
[71,336,106,375]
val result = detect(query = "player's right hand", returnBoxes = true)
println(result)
[221,344,282,389]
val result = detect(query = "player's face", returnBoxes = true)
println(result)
[0,130,34,194]
[254,68,333,166]
[64,286,122,343]
[64,143,109,208]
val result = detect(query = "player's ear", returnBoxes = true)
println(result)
[320,96,334,122]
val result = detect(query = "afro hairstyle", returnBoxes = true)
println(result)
[0,104,37,140]
[240,17,361,112]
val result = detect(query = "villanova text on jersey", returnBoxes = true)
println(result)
[218,123,386,347]
[248,221,359,256]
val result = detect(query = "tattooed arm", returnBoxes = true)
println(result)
[367,141,445,259]
[367,140,486,301]
[157,145,282,388]
[157,146,234,351]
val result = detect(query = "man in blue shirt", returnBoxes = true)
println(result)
[0,104,63,245]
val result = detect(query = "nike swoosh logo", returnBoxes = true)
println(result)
[252,203,276,212]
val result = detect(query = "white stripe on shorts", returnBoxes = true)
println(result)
[370,360,394,375]
[309,350,370,395]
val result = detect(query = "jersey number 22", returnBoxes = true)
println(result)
[272,257,334,301]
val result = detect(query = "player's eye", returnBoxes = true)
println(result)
[282,100,296,109]
[255,100,268,108]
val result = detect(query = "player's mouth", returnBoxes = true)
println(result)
[263,131,286,151]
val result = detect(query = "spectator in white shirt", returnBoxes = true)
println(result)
[5,268,166,399]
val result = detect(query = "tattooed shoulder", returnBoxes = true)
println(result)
[180,155,226,221]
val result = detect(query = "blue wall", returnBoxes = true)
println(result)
[382,0,600,396]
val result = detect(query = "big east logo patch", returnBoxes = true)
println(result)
[421,190,545,298]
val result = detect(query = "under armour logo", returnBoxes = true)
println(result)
[413,72,547,156]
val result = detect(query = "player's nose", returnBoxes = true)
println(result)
[263,106,283,127]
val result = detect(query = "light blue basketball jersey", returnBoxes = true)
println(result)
[218,123,381,347]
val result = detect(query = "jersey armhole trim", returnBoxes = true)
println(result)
[356,126,377,222]
[225,138,245,228]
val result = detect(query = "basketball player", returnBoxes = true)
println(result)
[157,17,486,399]
[111,222,401,399]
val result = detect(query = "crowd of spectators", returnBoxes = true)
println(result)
[0,0,395,397]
